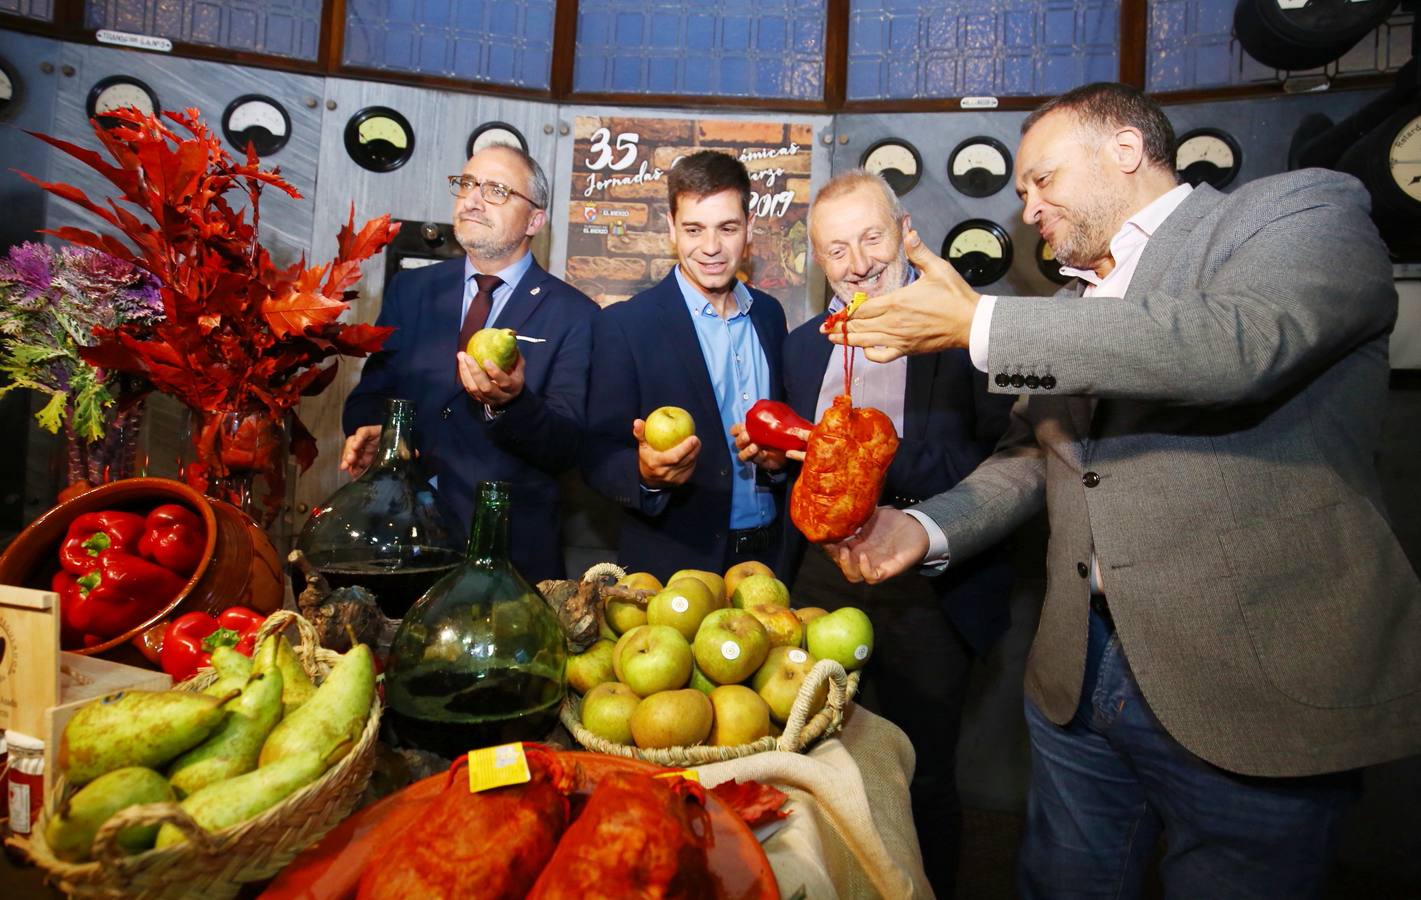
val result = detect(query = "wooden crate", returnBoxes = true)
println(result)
[0,585,171,805]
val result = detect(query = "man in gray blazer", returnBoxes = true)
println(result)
[823,82,1421,898]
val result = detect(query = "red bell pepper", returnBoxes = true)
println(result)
[137,503,206,577]
[58,511,147,574]
[744,399,813,452]
[63,552,188,640]
[160,607,266,682]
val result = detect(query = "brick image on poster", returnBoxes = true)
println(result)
[567,115,813,309]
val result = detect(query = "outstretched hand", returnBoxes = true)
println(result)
[822,229,980,362]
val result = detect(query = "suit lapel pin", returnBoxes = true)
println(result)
[530,286,541,296]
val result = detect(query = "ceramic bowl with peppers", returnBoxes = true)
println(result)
[160,607,266,682]
[0,478,219,657]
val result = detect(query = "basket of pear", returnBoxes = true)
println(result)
[23,610,380,900]
[559,562,870,765]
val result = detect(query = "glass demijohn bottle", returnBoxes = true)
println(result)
[293,399,462,618]
[383,480,567,758]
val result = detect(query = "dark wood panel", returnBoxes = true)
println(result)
[551,0,580,100]
[1120,0,1147,88]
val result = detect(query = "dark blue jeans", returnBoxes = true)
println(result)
[1018,610,1359,900]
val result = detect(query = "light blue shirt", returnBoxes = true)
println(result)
[674,266,776,530]
[462,251,534,327]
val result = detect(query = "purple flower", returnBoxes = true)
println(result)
[0,242,55,300]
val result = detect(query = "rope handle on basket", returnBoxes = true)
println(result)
[776,658,849,752]
[91,801,218,866]
[253,608,325,678]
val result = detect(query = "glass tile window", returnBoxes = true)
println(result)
[1147,0,1413,91]
[84,0,321,61]
[573,0,826,100]
[1,0,54,21]
[343,0,555,90]
[847,0,1119,100]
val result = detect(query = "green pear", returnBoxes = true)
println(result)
[252,634,317,716]
[60,691,231,785]
[202,645,254,698]
[43,766,173,861]
[259,643,375,768]
[153,751,327,849]
[169,668,284,798]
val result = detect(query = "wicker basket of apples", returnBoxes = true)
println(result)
[558,563,868,765]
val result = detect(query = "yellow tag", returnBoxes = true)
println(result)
[654,769,700,783]
[466,742,531,793]
[846,291,869,316]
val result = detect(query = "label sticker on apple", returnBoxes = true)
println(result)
[721,640,741,660]
[672,597,689,613]
[854,644,869,661]
[788,649,808,664]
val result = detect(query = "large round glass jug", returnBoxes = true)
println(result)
[293,399,462,618]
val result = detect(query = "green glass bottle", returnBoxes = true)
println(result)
[384,481,567,758]
[293,399,463,617]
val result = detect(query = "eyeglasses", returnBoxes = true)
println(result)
[446,175,544,209]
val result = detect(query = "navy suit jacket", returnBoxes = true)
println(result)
[581,271,788,581]
[343,256,599,581]
[779,312,1015,653]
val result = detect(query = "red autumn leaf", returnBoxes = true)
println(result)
[336,206,401,262]
[331,323,395,356]
[263,281,347,339]
[708,779,790,829]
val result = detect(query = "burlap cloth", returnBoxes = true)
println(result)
[695,704,931,899]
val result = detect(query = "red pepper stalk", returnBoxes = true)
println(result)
[58,511,147,574]
[61,552,188,640]
[744,399,813,453]
[160,608,266,682]
[137,503,206,577]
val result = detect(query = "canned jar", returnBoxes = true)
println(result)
[4,730,44,837]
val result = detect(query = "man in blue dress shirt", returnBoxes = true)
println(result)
[582,151,788,580]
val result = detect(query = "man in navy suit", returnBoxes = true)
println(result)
[582,151,788,581]
[343,144,598,582]
[741,170,1014,897]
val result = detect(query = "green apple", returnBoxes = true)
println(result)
[619,624,693,697]
[669,569,727,608]
[581,682,641,745]
[708,684,772,746]
[724,560,775,599]
[692,608,770,685]
[689,665,717,695]
[611,624,646,683]
[753,646,827,724]
[793,606,828,626]
[805,606,874,672]
[605,597,648,636]
[617,571,664,592]
[731,574,790,610]
[466,327,519,372]
[646,578,717,641]
[746,603,805,649]
[566,639,617,695]
[630,689,713,749]
[644,406,695,452]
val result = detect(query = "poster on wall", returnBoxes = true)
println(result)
[567,116,813,308]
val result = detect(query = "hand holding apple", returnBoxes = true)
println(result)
[457,346,526,407]
[643,406,695,450]
[634,417,700,488]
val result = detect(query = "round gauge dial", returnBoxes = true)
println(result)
[942,219,1013,287]
[1036,237,1072,286]
[1175,128,1242,190]
[344,106,415,173]
[948,136,1012,198]
[86,75,159,129]
[0,57,18,121]
[861,139,923,196]
[467,121,528,159]
[1390,113,1421,206]
[221,94,291,158]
